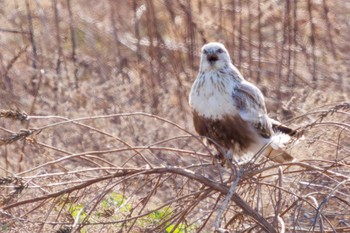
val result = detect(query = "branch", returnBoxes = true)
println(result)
[4,166,276,232]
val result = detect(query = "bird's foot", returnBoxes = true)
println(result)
[213,151,233,167]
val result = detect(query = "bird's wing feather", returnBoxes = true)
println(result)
[232,80,273,138]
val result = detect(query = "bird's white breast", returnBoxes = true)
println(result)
[189,71,239,119]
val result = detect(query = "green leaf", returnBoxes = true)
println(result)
[110,192,125,206]
[100,192,131,214]
[166,223,195,233]
[149,206,172,221]
[166,223,186,233]
[69,203,87,223]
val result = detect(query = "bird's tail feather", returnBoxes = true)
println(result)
[271,119,304,139]
[270,132,291,149]
[266,132,295,163]
[266,147,294,163]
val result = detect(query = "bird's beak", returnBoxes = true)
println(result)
[207,54,219,64]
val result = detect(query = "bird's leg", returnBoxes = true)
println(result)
[224,150,233,163]
[213,151,225,166]
[213,150,234,167]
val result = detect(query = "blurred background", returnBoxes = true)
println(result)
[0,0,349,121]
[1,1,350,232]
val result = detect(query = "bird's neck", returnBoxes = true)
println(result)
[199,65,244,83]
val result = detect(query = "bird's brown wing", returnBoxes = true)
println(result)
[232,80,273,138]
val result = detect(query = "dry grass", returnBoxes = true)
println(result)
[0,0,349,232]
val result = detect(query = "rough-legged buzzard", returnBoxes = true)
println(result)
[189,42,301,163]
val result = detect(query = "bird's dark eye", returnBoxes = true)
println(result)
[216,48,224,53]
[203,49,208,54]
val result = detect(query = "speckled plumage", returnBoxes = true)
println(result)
[189,42,297,163]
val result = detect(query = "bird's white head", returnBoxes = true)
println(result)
[199,42,231,71]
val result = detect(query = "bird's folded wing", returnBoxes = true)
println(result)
[232,81,273,138]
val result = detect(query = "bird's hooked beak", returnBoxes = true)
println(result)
[206,53,219,65]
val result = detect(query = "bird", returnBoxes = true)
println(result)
[189,42,302,164]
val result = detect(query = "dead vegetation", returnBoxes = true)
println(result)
[0,0,349,232]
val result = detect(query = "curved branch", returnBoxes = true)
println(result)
[4,166,276,232]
